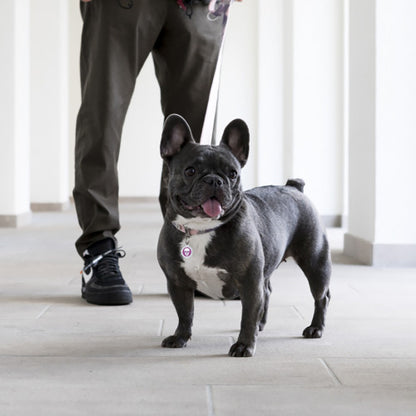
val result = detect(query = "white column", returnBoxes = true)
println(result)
[0,0,31,227]
[257,0,285,186]
[30,0,69,211]
[284,0,345,227]
[345,0,416,266]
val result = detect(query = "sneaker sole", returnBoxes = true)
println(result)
[82,289,133,306]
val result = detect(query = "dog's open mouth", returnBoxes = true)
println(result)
[201,198,223,218]
[179,197,223,218]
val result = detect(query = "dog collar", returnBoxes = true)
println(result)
[172,221,224,260]
[171,221,222,237]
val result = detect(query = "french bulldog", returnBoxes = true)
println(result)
[157,114,331,357]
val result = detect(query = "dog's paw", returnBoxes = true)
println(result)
[228,342,255,357]
[302,326,323,338]
[161,335,188,348]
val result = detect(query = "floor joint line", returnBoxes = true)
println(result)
[206,385,216,416]
[319,358,343,386]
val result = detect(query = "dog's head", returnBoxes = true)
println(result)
[160,114,249,222]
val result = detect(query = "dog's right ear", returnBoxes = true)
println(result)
[160,114,195,161]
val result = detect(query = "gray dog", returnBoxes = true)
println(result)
[157,114,331,357]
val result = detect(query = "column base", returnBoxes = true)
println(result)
[30,201,70,212]
[344,233,416,267]
[0,212,32,228]
[321,215,344,228]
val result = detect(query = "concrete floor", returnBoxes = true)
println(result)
[1,200,415,415]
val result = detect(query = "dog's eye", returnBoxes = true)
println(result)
[184,167,196,177]
[229,170,238,180]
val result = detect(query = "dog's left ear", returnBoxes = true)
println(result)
[160,114,195,161]
[220,119,250,167]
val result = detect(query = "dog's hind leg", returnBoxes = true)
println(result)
[303,286,331,338]
[295,236,331,338]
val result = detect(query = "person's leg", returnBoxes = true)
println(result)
[154,1,231,215]
[74,0,167,254]
[73,0,166,304]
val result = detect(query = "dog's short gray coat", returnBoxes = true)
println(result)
[157,114,331,357]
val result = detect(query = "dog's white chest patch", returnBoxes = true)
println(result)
[175,217,228,300]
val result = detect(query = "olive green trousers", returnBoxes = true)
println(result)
[73,0,228,256]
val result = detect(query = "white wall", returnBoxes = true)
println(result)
[68,2,82,202]
[0,0,31,226]
[251,0,345,221]
[348,0,376,242]
[257,0,285,186]
[345,0,416,265]
[31,0,69,207]
[375,0,416,245]
[290,0,344,220]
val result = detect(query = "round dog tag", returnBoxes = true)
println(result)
[181,245,193,259]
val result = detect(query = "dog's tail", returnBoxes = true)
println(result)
[285,178,305,193]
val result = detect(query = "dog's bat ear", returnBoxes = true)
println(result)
[160,114,195,160]
[220,119,250,167]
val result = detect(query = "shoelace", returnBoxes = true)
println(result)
[82,248,126,276]
[81,248,126,289]
[95,251,124,277]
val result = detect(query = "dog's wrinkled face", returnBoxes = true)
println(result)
[160,114,250,220]
[167,144,240,220]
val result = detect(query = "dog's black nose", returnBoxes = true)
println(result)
[203,174,224,187]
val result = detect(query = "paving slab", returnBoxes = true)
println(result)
[212,385,416,416]
[0,356,335,387]
[325,358,416,386]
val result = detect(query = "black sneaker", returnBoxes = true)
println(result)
[81,240,133,306]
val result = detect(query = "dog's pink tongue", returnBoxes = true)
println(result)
[201,198,222,218]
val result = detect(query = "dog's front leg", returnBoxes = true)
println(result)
[229,279,264,357]
[162,280,194,348]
